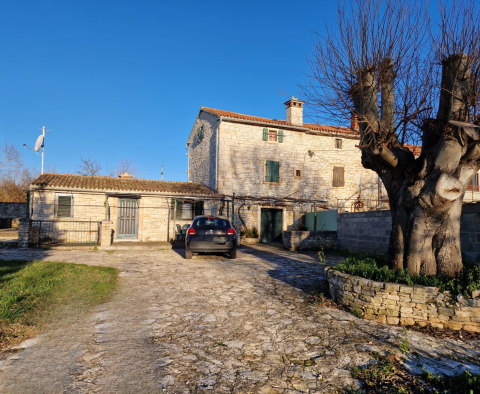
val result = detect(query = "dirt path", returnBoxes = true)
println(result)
[0,245,479,393]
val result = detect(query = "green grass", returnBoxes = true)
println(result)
[0,259,118,349]
[332,255,480,297]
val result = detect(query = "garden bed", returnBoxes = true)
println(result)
[325,267,480,333]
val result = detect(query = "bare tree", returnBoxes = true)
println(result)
[0,141,21,173]
[107,158,138,177]
[303,0,480,277]
[75,156,102,176]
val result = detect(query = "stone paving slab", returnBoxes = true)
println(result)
[0,245,479,393]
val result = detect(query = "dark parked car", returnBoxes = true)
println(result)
[185,215,237,259]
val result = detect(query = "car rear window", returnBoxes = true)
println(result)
[193,218,230,227]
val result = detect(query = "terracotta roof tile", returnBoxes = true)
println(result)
[201,107,359,136]
[31,173,218,195]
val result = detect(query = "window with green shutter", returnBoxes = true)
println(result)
[265,160,280,183]
[263,128,268,141]
[278,130,284,143]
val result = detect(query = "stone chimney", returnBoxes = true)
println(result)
[284,97,304,126]
[351,113,359,130]
[118,173,133,179]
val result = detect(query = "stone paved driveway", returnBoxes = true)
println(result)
[0,245,479,394]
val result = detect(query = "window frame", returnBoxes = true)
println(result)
[335,138,343,149]
[294,169,302,179]
[268,130,278,142]
[55,193,74,218]
[265,160,281,184]
[332,166,345,188]
[171,199,204,220]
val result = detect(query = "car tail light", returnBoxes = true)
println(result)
[208,216,216,219]
[187,228,196,235]
[227,228,235,235]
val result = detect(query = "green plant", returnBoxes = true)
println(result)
[399,337,410,354]
[318,248,327,266]
[93,246,98,251]
[351,307,364,319]
[241,227,259,238]
[420,368,480,393]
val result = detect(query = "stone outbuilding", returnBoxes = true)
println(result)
[26,173,220,245]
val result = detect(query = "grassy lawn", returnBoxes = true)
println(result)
[0,259,118,351]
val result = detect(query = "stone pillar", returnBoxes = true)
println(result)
[17,218,30,248]
[100,220,113,247]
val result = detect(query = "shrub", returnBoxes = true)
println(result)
[333,257,480,298]
[241,227,258,238]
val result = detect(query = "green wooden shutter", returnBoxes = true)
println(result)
[265,160,272,182]
[273,161,280,182]
[263,128,268,141]
[278,130,284,143]
[266,161,280,183]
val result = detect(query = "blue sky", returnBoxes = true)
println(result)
[0,0,341,181]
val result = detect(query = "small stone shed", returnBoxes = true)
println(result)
[28,173,219,243]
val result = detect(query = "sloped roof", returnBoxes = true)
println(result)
[31,173,218,195]
[201,107,421,152]
[201,107,359,136]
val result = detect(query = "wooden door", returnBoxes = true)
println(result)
[117,199,139,239]
[260,209,283,242]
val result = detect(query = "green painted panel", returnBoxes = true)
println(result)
[305,210,337,231]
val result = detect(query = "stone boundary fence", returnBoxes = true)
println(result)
[337,202,480,262]
[0,202,27,228]
[283,230,337,251]
[326,268,480,333]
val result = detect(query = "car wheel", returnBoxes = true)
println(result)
[185,251,193,259]
[229,250,237,259]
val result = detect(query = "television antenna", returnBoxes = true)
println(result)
[161,165,164,181]
[23,126,51,174]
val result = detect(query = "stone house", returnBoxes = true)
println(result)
[27,173,219,243]
[187,98,419,241]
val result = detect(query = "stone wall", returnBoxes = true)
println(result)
[0,202,27,228]
[188,111,219,190]
[337,210,391,254]
[326,268,480,332]
[460,202,480,263]
[31,190,219,242]
[337,203,480,262]
[216,120,380,208]
[283,230,337,251]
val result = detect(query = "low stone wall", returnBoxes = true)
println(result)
[326,268,480,333]
[0,202,27,228]
[283,231,337,251]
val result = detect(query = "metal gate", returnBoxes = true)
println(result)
[28,220,101,246]
[117,198,139,239]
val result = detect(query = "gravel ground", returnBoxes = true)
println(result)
[0,245,479,394]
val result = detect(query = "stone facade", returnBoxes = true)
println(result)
[283,230,337,251]
[188,105,382,238]
[188,111,219,190]
[30,189,219,243]
[326,268,480,332]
